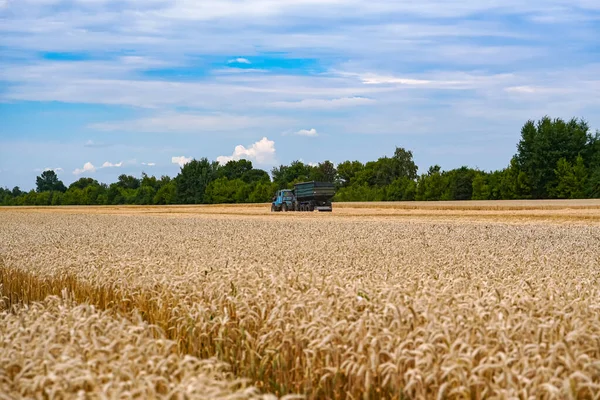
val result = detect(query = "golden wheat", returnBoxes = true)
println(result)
[1,208,600,399]
[0,294,280,399]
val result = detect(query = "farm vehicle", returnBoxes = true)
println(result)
[271,181,335,212]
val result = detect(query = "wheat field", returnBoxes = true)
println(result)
[1,202,600,399]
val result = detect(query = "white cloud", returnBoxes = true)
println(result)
[347,72,471,88]
[73,162,96,175]
[217,137,276,165]
[34,167,63,173]
[142,162,156,166]
[83,139,113,148]
[101,161,123,168]
[294,128,318,137]
[227,57,251,64]
[212,67,269,74]
[172,156,192,167]
[298,158,319,167]
[271,96,375,109]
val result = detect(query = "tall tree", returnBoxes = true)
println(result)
[516,116,591,198]
[69,177,100,190]
[219,159,254,180]
[443,167,478,200]
[271,161,311,188]
[36,170,67,193]
[416,165,446,201]
[116,174,141,190]
[551,155,587,199]
[586,166,600,198]
[336,160,364,187]
[12,186,23,197]
[391,147,418,181]
[241,169,270,184]
[310,161,337,183]
[175,158,219,204]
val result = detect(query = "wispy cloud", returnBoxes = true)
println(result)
[84,140,113,148]
[101,161,123,168]
[271,97,374,109]
[89,112,291,133]
[293,128,319,137]
[227,57,251,64]
[141,162,156,166]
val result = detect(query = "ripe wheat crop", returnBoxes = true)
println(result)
[0,295,277,399]
[1,209,600,399]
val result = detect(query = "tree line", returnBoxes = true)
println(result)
[2,116,599,206]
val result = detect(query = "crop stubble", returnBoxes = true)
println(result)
[1,204,600,399]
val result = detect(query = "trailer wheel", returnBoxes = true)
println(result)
[271,204,275,212]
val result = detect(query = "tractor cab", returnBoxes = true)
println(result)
[271,189,294,212]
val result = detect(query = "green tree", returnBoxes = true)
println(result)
[12,186,24,197]
[69,178,100,190]
[0,187,11,205]
[153,180,176,204]
[117,174,141,190]
[66,178,106,204]
[175,158,219,204]
[416,165,446,201]
[443,167,478,200]
[499,157,531,199]
[367,147,418,187]
[586,166,600,198]
[551,155,587,199]
[248,181,277,203]
[311,160,337,183]
[36,170,67,193]
[516,116,592,198]
[471,173,490,200]
[271,161,311,189]
[386,177,417,201]
[336,161,364,187]
[218,159,254,180]
[352,161,377,186]
[204,178,252,204]
[391,147,418,181]
[241,169,270,184]
[334,184,386,201]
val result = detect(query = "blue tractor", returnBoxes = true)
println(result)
[271,189,295,212]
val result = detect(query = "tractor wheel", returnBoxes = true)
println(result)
[282,203,288,212]
[271,204,276,212]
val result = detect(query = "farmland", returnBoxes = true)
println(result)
[1,201,600,399]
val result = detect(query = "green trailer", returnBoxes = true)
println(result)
[293,181,335,212]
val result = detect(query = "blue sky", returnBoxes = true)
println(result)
[1,0,599,190]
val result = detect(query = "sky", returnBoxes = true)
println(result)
[1,1,599,190]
